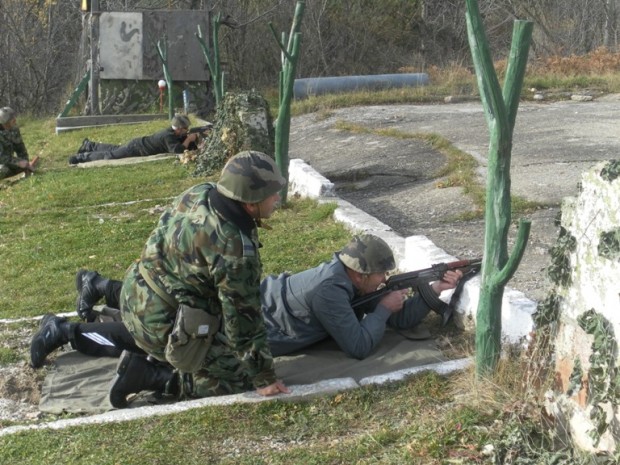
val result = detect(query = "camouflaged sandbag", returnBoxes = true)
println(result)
[165,304,220,373]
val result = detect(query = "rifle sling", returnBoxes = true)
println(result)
[138,262,178,309]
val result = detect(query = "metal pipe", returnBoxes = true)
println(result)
[293,73,429,99]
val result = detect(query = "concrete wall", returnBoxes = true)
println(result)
[99,11,210,81]
[545,160,620,453]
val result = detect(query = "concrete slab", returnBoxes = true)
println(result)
[289,97,620,303]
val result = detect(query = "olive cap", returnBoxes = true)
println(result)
[217,151,286,203]
[338,234,395,274]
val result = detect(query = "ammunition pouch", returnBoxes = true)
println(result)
[164,304,220,373]
[138,262,220,373]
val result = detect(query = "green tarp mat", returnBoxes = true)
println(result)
[40,326,444,414]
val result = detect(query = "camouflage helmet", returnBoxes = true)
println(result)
[338,234,395,274]
[217,151,286,203]
[171,114,190,129]
[0,107,16,125]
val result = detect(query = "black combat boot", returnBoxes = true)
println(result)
[30,314,74,368]
[77,138,94,153]
[75,270,115,322]
[109,351,178,409]
[68,153,90,165]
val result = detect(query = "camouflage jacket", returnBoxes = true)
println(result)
[121,182,277,388]
[0,126,29,167]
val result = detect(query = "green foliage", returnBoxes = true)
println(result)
[194,90,275,176]
[600,160,620,182]
[598,228,620,261]
[577,309,620,446]
[534,293,562,328]
[546,227,577,288]
[567,358,583,397]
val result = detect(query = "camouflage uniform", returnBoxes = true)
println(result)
[0,126,29,179]
[121,152,285,398]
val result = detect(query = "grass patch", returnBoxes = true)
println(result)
[0,347,20,365]
[1,359,593,464]
[0,120,351,319]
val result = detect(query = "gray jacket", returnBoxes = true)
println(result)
[261,255,432,359]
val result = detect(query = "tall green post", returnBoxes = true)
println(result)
[465,0,533,375]
[157,37,174,120]
[271,1,305,203]
[196,12,225,107]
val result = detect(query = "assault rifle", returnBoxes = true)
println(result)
[183,124,213,150]
[188,123,213,136]
[351,258,482,323]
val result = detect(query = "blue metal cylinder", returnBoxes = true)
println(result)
[293,73,430,99]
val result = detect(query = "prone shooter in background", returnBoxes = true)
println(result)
[182,122,213,150]
[68,115,207,165]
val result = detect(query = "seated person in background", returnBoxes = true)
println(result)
[32,235,462,378]
[0,106,39,179]
[68,114,203,165]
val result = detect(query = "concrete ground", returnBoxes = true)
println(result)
[289,94,620,302]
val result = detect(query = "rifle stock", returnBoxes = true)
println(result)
[351,258,482,309]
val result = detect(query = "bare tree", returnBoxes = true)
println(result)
[0,0,82,114]
[499,0,619,55]
[2,0,618,115]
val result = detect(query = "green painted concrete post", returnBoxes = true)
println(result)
[196,12,224,107]
[271,1,305,204]
[157,37,174,120]
[59,69,90,118]
[465,0,533,375]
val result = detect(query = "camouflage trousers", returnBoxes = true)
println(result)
[0,163,24,180]
[120,262,256,398]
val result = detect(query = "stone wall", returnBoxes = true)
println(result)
[545,160,620,453]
